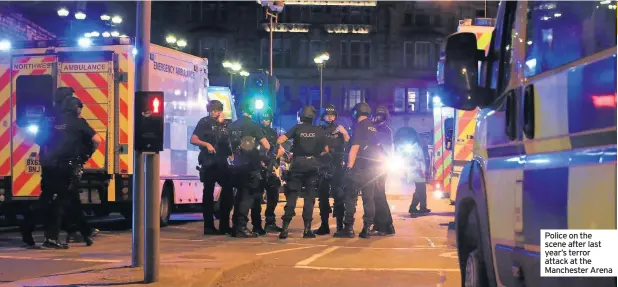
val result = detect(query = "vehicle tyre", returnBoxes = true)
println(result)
[460,206,489,287]
[160,190,172,227]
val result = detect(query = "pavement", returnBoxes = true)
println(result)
[0,192,459,287]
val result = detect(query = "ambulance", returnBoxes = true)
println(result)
[431,18,494,204]
[0,36,235,226]
[438,1,616,286]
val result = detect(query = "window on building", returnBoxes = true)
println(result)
[407,88,418,112]
[261,38,292,68]
[434,14,442,27]
[393,88,421,113]
[403,41,414,68]
[404,13,412,25]
[341,41,371,68]
[524,1,616,78]
[199,38,227,65]
[393,88,406,112]
[309,86,321,108]
[415,14,430,27]
[298,40,308,66]
[340,41,349,68]
[345,89,363,111]
[414,41,433,70]
[350,41,361,68]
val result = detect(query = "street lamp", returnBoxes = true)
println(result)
[165,35,177,44]
[222,61,232,69]
[313,52,329,110]
[222,61,243,95]
[90,31,100,37]
[75,11,86,20]
[231,62,242,72]
[102,31,111,38]
[111,31,120,37]
[177,39,187,48]
[57,8,69,17]
[100,14,111,21]
[111,16,123,24]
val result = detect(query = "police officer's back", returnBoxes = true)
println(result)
[190,100,233,235]
[370,105,396,236]
[276,105,328,239]
[227,101,270,238]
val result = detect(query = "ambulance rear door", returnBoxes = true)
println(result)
[57,51,115,174]
[10,54,57,198]
[449,109,478,202]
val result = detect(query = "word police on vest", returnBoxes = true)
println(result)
[300,133,316,138]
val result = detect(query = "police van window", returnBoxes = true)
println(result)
[485,1,517,97]
[524,2,617,77]
[15,75,54,127]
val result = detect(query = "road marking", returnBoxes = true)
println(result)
[295,246,339,266]
[294,266,460,272]
[425,237,436,247]
[439,251,459,259]
[257,245,325,256]
[0,254,123,263]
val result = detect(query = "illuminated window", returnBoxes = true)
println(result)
[407,88,418,112]
[393,88,406,112]
[345,89,363,111]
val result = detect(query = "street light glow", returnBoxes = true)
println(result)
[75,11,86,20]
[177,39,187,47]
[102,32,111,38]
[111,31,120,37]
[100,14,111,21]
[57,8,70,17]
[231,62,242,71]
[111,16,123,24]
[319,52,330,61]
[255,99,265,110]
[314,57,323,64]
[166,35,177,44]
[0,40,11,51]
[90,31,100,37]
[239,70,250,77]
[222,61,232,68]
[78,38,92,48]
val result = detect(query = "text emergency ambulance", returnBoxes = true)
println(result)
[0,37,235,226]
[431,18,494,204]
[438,1,616,286]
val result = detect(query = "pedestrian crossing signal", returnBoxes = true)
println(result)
[135,91,165,152]
[152,97,161,114]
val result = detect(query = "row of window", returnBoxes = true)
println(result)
[198,38,438,70]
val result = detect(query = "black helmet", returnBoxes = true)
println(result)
[299,105,316,121]
[321,104,337,121]
[62,97,83,115]
[207,100,224,112]
[240,99,255,116]
[352,102,371,120]
[55,87,74,106]
[262,109,273,121]
[373,105,389,125]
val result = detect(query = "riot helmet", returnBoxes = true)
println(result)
[373,105,389,126]
[62,96,84,116]
[55,87,75,107]
[321,104,337,122]
[298,105,316,123]
[352,102,371,120]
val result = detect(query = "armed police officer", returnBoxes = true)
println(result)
[314,104,349,235]
[276,106,328,239]
[228,101,271,238]
[22,89,101,248]
[251,109,283,235]
[334,102,382,239]
[190,100,234,235]
[371,106,396,236]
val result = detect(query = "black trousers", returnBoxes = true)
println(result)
[409,182,428,212]
[342,168,377,226]
[251,172,281,227]
[232,168,262,228]
[201,162,233,230]
[317,166,345,220]
[282,157,319,223]
[63,191,91,238]
[373,174,393,229]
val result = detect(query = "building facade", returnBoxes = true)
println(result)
[158,1,498,131]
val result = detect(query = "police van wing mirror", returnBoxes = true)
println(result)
[437,32,483,111]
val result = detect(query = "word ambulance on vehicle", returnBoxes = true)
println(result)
[438,1,616,286]
[0,37,234,226]
[431,18,494,204]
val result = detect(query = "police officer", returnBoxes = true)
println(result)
[276,106,328,239]
[371,106,396,236]
[251,109,283,234]
[314,104,349,235]
[334,102,382,239]
[190,100,234,235]
[228,101,271,238]
[22,92,102,248]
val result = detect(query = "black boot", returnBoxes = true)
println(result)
[252,225,267,236]
[333,222,355,238]
[203,224,219,235]
[219,218,232,235]
[383,224,396,235]
[313,216,330,235]
[336,217,344,232]
[264,222,283,233]
[279,220,291,239]
[303,221,316,238]
[359,223,375,239]
[42,239,69,249]
[233,225,258,238]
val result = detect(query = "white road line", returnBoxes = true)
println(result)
[295,246,339,266]
[257,245,325,256]
[294,266,460,272]
[0,254,123,263]
[425,237,436,247]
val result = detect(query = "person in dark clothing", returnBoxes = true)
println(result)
[396,128,431,215]
[190,100,234,235]
[371,106,396,236]
[276,106,328,239]
[250,109,283,235]
[314,104,349,235]
[333,102,383,239]
[22,91,101,249]
[228,101,271,238]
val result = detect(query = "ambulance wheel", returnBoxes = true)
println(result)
[160,190,172,227]
[459,206,489,287]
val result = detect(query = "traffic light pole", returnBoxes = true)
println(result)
[144,152,160,282]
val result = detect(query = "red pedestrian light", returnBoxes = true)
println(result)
[152,97,161,114]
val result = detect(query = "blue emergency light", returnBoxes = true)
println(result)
[27,124,38,134]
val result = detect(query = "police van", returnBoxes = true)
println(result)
[437,1,616,286]
[0,37,234,226]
